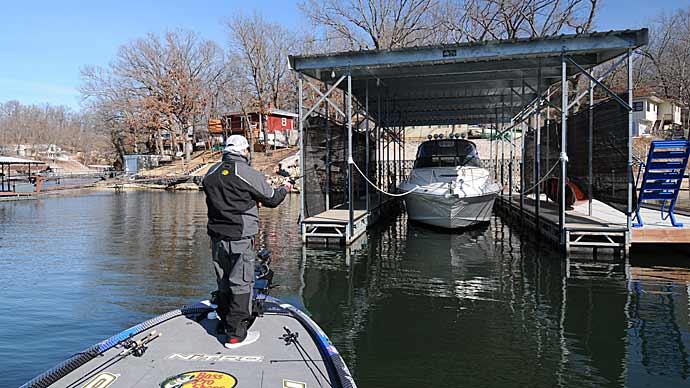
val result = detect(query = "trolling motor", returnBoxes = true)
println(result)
[251,248,275,318]
[254,248,274,294]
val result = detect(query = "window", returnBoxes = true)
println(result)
[414,139,481,168]
[633,102,643,111]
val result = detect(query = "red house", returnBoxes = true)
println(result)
[209,109,298,150]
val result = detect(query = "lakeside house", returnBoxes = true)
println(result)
[208,109,298,150]
[632,94,683,136]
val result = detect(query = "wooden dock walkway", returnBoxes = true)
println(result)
[495,194,690,254]
[301,209,368,244]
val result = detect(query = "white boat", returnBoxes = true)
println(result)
[399,137,501,229]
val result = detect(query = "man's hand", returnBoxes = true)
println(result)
[283,182,293,192]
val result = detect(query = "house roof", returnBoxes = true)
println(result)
[224,109,298,118]
[290,29,649,126]
[634,94,664,103]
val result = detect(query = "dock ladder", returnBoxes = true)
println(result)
[633,140,690,228]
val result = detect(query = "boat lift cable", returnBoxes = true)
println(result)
[520,160,560,195]
[349,158,419,197]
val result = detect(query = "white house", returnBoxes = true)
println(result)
[633,95,683,136]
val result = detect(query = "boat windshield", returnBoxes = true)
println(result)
[413,139,481,168]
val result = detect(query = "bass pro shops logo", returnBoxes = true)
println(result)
[160,370,237,388]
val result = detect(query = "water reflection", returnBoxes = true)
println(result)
[1,191,690,387]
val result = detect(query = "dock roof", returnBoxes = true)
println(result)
[289,29,649,125]
[0,156,44,165]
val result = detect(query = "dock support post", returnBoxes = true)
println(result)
[501,98,505,196]
[509,90,514,203]
[588,79,594,216]
[347,73,354,242]
[298,75,306,231]
[325,82,330,211]
[560,56,569,247]
[377,89,382,212]
[365,80,370,215]
[520,81,526,216]
[626,48,633,254]
[535,64,542,227]
[546,87,550,202]
[489,114,494,179]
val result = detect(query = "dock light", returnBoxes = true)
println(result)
[427,134,433,140]
[433,134,439,139]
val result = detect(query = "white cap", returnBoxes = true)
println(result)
[224,135,249,154]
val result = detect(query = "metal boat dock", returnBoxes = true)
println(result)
[290,28,690,254]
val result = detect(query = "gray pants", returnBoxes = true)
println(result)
[211,237,255,340]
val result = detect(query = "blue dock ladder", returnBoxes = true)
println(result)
[633,140,690,228]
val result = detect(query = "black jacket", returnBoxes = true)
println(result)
[203,153,287,240]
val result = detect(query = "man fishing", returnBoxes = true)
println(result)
[203,134,292,348]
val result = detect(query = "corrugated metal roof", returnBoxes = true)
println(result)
[290,29,649,126]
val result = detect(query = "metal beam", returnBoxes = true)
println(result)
[353,69,562,88]
[302,75,347,120]
[565,56,632,111]
[351,57,599,80]
[626,49,633,254]
[347,74,354,240]
[368,93,537,105]
[567,54,629,110]
[560,56,568,245]
[298,75,306,239]
[535,64,542,226]
[365,80,370,215]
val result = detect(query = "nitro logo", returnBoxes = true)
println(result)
[168,353,263,362]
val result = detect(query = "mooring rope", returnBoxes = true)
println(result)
[350,160,419,197]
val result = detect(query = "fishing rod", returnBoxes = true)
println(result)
[280,326,332,388]
[65,331,161,388]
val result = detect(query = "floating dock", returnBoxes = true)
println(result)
[496,194,690,254]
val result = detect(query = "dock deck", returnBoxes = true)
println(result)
[301,209,368,244]
[496,194,690,253]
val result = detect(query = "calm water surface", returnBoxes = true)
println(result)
[2,191,690,387]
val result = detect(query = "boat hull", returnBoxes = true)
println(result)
[404,191,497,229]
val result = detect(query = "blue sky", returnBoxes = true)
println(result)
[0,0,688,110]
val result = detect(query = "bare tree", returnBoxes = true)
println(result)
[227,14,297,110]
[443,0,599,42]
[638,8,690,109]
[300,0,598,50]
[0,100,111,164]
[299,0,441,50]
[81,30,224,166]
[225,13,299,153]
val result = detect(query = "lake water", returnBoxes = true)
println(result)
[2,191,690,387]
